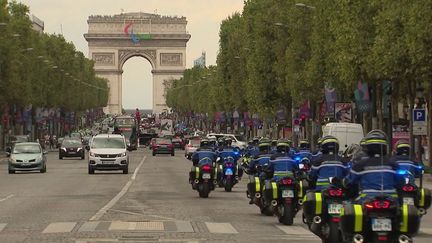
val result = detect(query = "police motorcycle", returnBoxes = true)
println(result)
[336,131,425,243]
[391,141,431,216]
[262,142,306,225]
[244,141,274,216]
[189,140,218,198]
[217,156,240,192]
[302,136,350,243]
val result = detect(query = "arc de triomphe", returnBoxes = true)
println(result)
[84,12,190,114]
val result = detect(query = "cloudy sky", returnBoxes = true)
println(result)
[18,0,244,109]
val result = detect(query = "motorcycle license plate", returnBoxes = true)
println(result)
[202,173,211,179]
[282,190,294,198]
[371,218,392,232]
[225,170,233,175]
[403,197,415,205]
[328,204,343,214]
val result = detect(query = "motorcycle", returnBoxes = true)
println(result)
[268,174,304,225]
[220,157,239,192]
[304,179,348,243]
[244,163,274,216]
[340,195,420,243]
[396,169,430,217]
[192,163,216,198]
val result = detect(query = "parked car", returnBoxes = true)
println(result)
[7,142,47,174]
[172,137,185,150]
[87,134,129,174]
[185,138,200,159]
[152,138,175,156]
[59,138,85,160]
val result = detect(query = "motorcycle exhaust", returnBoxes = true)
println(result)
[255,193,261,198]
[418,208,426,216]
[194,179,199,184]
[353,234,364,243]
[313,216,322,224]
[398,234,411,243]
[271,200,278,207]
[298,199,303,205]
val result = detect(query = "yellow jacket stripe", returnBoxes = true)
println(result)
[315,193,322,214]
[255,177,261,192]
[400,204,408,233]
[195,167,200,179]
[419,189,425,207]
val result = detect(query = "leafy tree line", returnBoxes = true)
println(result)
[0,0,108,113]
[166,0,431,129]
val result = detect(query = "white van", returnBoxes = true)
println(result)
[322,123,364,153]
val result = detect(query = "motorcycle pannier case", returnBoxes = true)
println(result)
[340,203,364,234]
[399,204,420,235]
[263,181,279,202]
[418,188,431,210]
[247,176,262,197]
[303,192,323,222]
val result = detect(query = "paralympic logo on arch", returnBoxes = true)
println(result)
[123,22,152,43]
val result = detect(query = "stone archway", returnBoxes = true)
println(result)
[84,12,191,114]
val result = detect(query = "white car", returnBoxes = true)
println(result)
[206,133,247,149]
[87,134,129,174]
[185,138,200,159]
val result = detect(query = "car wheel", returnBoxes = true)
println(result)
[171,150,175,156]
[123,167,129,174]
[40,165,46,173]
[152,151,156,156]
[8,170,15,174]
[88,166,95,174]
[59,155,63,160]
[81,155,85,160]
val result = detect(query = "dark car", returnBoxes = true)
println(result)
[172,138,185,150]
[59,139,85,160]
[152,138,174,156]
[56,137,64,148]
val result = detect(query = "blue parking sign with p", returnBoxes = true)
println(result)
[413,109,426,122]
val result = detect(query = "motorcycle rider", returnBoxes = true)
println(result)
[389,140,423,184]
[342,130,398,203]
[263,140,299,205]
[216,137,242,182]
[246,140,274,204]
[189,139,218,188]
[293,139,313,170]
[309,136,349,191]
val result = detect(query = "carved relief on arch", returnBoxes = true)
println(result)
[118,49,156,69]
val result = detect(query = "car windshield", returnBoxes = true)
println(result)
[62,140,82,147]
[190,140,200,147]
[156,138,171,144]
[115,118,135,126]
[235,135,245,142]
[91,137,125,149]
[13,144,41,154]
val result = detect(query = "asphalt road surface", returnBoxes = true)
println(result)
[0,148,431,242]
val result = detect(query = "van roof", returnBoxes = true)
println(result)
[324,122,362,128]
[94,134,124,138]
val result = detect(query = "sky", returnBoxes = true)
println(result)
[18,0,244,109]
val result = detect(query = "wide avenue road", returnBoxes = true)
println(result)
[0,148,431,242]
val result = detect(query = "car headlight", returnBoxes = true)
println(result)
[118,152,127,157]
[89,152,96,157]
[61,147,67,151]
[36,155,43,161]
[77,148,82,151]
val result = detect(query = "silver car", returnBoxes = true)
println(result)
[7,142,47,174]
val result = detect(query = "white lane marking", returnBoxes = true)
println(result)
[175,221,194,233]
[78,221,100,232]
[0,194,14,202]
[42,222,77,233]
[0,223,7,232]
[89,156,146,221]
[276,225,314,236]
[205,222,238,234]
[108,221,164,231]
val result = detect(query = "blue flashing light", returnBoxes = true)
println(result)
[294,156,301,162]
[396,169,408,175]
[225,168,233,174]
[234,151,240,156]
